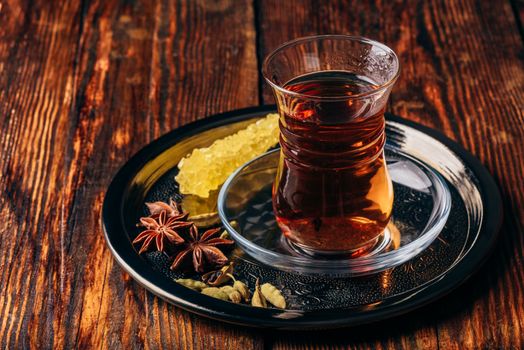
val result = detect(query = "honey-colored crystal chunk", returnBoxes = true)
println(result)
[176,113,279,198]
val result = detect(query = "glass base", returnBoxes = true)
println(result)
[218,146,452,277]
[283,228,392,259]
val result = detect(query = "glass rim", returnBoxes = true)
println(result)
[262,34,400,101]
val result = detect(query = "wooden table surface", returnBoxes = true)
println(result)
[1,0,523,348]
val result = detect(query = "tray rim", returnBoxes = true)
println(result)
[101,105,503,329]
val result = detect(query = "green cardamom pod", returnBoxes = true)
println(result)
[175,278,208,291]
[219,285,236,294]
[219,230,230,239]
[251,278,267,308]
[229,290,242,303]
[261,283,286,309]
[218,285,242,303]
[201,287,229,301]
[233,280,251,302]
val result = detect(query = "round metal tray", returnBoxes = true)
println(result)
[102,105,502,329]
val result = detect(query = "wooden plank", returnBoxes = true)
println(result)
[0,1,83,348]
[256,2,437,347]
[398,1,524,348]
[0,0,262,348]
[64,0,262,348]
[256,0,524,349]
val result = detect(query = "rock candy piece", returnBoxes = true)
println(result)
[175,113,280,197]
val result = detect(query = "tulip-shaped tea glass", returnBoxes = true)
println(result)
[262,35,400,257]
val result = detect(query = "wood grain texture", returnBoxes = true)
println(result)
[0,1,82,348]
[0,0,522,349]
[257,0,524,349]
[0,0,262,348]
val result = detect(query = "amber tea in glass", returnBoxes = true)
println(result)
[262,35,400,256]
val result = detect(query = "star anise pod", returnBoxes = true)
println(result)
[145,198,186,219]
[133,210,193,254]
[137,199,188,229]
[170,225,234,273]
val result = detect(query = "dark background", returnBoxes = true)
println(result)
[0,0,522,348]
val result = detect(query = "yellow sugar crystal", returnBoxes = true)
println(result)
[176,113,280,197]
